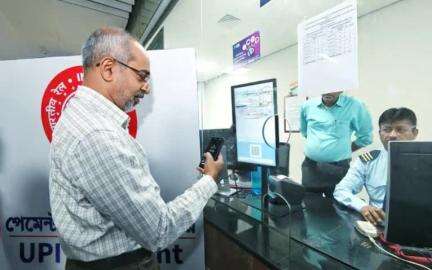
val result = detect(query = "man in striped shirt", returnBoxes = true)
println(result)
[49,27,223,270]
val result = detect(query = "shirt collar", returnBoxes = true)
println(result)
[317,94,346,108]
[76,85,130,129]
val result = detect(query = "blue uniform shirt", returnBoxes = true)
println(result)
[333,150,388,212]
[300,95,373,162]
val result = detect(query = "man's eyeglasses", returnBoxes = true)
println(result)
[379,125,416,134]
[96,57,150,82]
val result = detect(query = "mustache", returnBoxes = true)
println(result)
[135,92,145,98]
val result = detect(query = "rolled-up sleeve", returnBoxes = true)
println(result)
[352,102,373,147]
[333,159,368,212]
[69,130,217,252]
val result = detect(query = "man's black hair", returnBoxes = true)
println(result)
[378,107,417,126]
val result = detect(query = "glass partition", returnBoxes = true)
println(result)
[148,0,431,181]
[146,0,432,268]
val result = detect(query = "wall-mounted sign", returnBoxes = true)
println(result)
[233,31,261,68]
[284,81,304,133]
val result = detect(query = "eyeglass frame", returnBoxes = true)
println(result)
[95,57,150,82]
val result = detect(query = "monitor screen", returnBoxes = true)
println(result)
[231,79,278,167]
[385,141,432,248]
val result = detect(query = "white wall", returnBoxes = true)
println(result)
[198,0,432,181]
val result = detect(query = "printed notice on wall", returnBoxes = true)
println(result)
[298,0,358,97]
[284,95,303,132]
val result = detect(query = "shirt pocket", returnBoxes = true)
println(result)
[309,116,332,131]
[335,120,351,138]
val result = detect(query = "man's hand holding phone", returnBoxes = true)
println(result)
[198,152,224,183]
[197,137,225,183]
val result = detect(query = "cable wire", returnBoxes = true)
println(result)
[368,236,432,270]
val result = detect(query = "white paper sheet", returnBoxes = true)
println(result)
[284,95,303,132]
[298,0,358,97]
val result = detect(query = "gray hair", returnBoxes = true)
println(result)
[81,27,135,71]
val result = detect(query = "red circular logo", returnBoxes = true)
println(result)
[41,66,138,142]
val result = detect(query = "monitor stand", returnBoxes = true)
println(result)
[216,187,237,197]
[216,176,238,197]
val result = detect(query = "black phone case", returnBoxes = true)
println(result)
[199,137,224,168]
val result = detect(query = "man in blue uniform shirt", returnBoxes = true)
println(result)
[300,91,373,197]
[334,107,418,225]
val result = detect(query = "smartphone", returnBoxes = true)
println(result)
[199,137,224,168]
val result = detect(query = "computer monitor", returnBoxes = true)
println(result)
[231,79,278,167]
[385,141,432,248]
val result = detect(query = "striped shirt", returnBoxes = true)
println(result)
[49,86,217,261]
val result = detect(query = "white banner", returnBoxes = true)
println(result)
[0,49,204,269]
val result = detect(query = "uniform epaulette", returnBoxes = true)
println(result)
[359,150,381,164]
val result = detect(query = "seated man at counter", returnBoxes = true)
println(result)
[333,107,418,225]
[300,91,373,198]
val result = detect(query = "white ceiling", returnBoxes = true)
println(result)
[0,0,404,78]
[163,0,403,82]
[0,0,131,60]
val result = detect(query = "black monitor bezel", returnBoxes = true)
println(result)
[231,78,279,168]
[385,141,432,248]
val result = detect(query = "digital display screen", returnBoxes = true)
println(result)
[232,79,278,166]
